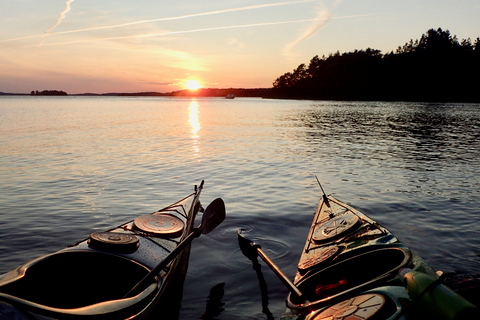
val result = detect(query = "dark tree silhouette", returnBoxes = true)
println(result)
[31,90,68,96]
[273,28,480,102]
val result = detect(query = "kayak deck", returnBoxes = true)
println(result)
[287,196,415,312]
[0,182,204,319]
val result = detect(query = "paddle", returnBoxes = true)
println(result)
[124,198,226,298]
[237,230,303,298]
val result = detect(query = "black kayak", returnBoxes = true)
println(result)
[0,181,225,320]
[239,190,479,320]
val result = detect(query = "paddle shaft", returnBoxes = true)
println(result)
[315,175,331,209]
[124,228,201,298]
[256,247,303,298]
[124,197,225,299]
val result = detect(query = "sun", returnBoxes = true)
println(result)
[185,80,201,90]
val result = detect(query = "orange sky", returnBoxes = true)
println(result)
[1,0,479,94]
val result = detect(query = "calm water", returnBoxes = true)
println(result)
[1,96,479,319]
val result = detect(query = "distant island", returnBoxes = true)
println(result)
[30,90,68,96]
[1,28,478,102]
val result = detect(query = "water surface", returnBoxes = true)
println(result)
[0,96,479,319]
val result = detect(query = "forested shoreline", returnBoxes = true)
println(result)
[272,28,480,102]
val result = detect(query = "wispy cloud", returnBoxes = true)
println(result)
[39,0,75,45]
[284,6,331,57]
[283,0,344,58]
[228,38,245,49]
[35,0,75,49]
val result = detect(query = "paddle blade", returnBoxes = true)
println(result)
[199,198,226,234]
[237,230,260,261]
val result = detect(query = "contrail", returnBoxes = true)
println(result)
[33,13,370,47]
[44,0,75,36]
[62,0,313,33]
[1,0,311,42]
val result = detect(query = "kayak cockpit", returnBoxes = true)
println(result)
[288,247,412,311]
[0,251,156,311]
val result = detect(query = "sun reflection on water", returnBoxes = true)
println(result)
[188,100,201,158]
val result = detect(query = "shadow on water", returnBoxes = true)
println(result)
[201,283,226,320]
[149,243,193,320]
[444,273,480,308]
[250,258,275,320]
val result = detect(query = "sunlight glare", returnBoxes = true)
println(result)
[186,80,201,90]
[189,100,201,159]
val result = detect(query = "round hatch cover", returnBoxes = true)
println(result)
[134,214,185,237]
[298,247,339,272]
[312,293,386,320]
[312,212,360,243]
[89,232,139,252]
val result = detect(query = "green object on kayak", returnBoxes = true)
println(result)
[400,268,478,320]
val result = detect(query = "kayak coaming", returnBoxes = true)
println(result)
[289,246,413,311]
[0,181,204,319]
[282,194,462,320]
[302,285,413,320]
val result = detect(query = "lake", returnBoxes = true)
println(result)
[0,96,479,319]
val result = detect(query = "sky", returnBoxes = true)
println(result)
[1,0,479,94]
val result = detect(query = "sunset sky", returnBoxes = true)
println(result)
[1,0,479,94]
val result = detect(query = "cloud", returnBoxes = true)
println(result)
[44,0,75,35]
[228,38,245,49]
[36,0,75,48]
[140,80,173,86]
[284,6,332,57]
[283,0,345,58]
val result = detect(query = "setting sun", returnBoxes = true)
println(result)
[185,80,201,90]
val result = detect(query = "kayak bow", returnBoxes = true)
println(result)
[0,181,225,320]
[239,190,479,320]
[284,195,479,320]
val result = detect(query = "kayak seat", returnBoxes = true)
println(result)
[289,247,411,308]
[0,251,150,309]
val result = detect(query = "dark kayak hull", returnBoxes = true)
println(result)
[0,181,204,320]
[282,195,478,320]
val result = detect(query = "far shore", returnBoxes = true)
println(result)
[2,86,479,103]
[0,88,274,98]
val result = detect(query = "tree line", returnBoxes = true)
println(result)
[30,90,68,96]
[169,87,273,97]
[272,28,480,102]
